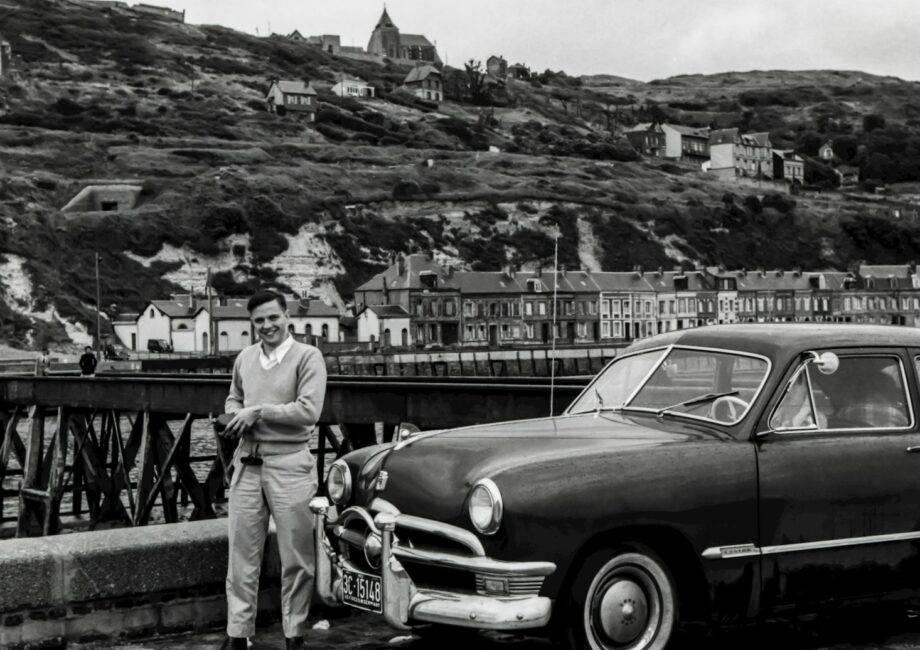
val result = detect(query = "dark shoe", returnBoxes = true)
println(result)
[221,637,248,650]
[285,637,305,650]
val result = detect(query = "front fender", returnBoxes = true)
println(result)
[489,439,759,621]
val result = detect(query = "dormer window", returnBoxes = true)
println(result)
[419,271,437,289]
[809,277,821,290]
[673,276,689,291]
[527,279,542,293]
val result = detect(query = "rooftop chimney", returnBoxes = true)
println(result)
[396,255,406,276]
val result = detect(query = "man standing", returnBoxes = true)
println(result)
[79,346,98,376]
[221,291,327,650]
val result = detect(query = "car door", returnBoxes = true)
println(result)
[755,348,920,610]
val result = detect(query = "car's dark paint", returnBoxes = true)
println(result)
[372,413,759,620]
[754,346,920,609]
[339,324,920,625]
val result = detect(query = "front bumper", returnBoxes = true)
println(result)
[309,497,555,631]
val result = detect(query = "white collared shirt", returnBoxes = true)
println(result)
[259,334,294,370]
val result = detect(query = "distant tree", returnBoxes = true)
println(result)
[863,113,886,132]
[804,158,840,188]
[463,59,487,104]
[862,152,893,181]
[832,135,859,162]
[796,131,824,157]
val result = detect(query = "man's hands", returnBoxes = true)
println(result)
[222,406,261,439]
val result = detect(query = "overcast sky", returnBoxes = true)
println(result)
[154,0,920,81]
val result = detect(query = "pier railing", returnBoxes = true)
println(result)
[0,374,590,537]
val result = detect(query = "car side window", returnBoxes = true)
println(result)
[770,370,818,430]
[771,356,911,432]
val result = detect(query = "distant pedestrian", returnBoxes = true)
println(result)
[79,346,98,376]
[34,347,51,376]
[221,290,327,650]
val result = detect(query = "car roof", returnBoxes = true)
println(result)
[626,324,920,363]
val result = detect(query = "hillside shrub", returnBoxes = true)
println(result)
[743,195,762,213]
[315,123,350,142]
[761,192,796,213]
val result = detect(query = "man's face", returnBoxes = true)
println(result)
[251,299,290,348]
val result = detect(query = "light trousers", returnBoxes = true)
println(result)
[226,446,317,638]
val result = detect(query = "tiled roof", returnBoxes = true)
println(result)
[740,132,771,147]
[275,80,317,95]
[404,65,440,83]
[400,33,435,48]
[665,124,709,137]
[114,312,139,323]
[375,8,396,28]
[367,304,411,318]
[734,271,813,291]
[859,264,912,278]
[212,305,249,320]
[452,272,524,294]
[150,300,202,318]
[356,254,449,292]
[290,299,340,317]
[709,128,738,145]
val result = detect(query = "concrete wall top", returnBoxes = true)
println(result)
[0,519,229,611]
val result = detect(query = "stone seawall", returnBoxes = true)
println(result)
[0,520,283,648]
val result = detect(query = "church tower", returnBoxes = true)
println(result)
[367,7,401,59]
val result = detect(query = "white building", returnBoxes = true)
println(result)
[288,297,342,342]
[331,76,375,98]
[356,305,412,346]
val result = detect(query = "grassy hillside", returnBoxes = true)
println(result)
[0,0,919,350]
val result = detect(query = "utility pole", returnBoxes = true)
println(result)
[95,252,101,351]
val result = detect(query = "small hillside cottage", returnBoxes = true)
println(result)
[625,123,666,157]
[402,65,442,102]
[486,55,507,79]
[265,80,318,120]
[331,76,375,98]
[772,150,805,183]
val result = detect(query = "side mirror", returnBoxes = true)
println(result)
[811,351,839,375]
[397,422,420,442]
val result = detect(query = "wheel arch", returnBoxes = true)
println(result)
[552,524,712,625]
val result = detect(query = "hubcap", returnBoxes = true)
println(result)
[597,579,649,644]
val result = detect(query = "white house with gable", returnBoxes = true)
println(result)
[357,304,411,346]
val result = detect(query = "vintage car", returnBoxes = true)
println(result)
[309,324,920,649]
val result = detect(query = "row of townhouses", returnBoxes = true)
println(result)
[112,256,920,353]
[353,255,920,347]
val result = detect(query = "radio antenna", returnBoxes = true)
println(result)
[549,233,559,417]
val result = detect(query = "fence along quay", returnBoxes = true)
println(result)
[0,373,590,537]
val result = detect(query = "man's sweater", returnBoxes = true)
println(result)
[225,340,327,455]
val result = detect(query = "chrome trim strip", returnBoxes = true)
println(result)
[701,543,760,560]
[767,353,916,435]
[620,345,773,426]
[396,513,486,556]
[395,545,556,577]
[761,530,920,556]
[703,530,920,560]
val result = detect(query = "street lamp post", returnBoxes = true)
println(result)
[95,252,101,352]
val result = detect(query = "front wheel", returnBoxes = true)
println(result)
[556,546,678,650]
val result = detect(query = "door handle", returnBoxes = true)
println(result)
[907,446,920,453]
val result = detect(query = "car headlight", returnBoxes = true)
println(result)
[468,478,503,535]
[327,460,352,505]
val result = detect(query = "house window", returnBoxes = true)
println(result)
[611,299,620,317]
[613,322,621,337]
[464,301,474,316]
[465,325,474,340]
[527,279,542,293]
[538,302,547,316]
[525,302,533,316]
[588,301,597,315]
[601,300,610,318]
[445,301,455,316]
[601,322,610,337]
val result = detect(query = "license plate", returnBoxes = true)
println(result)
[342,567,382,614]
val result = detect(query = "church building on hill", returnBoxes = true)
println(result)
[366,7,440,64]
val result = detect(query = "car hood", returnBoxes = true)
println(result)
[375,412,724,524]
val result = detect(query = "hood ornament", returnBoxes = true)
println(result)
[375,471,389,491]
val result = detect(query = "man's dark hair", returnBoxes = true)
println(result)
[247,291,287,313]
[84,346,92,352]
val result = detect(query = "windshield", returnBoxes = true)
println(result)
[568,346,770,425]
